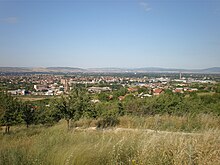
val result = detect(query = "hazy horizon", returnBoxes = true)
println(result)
[0,66,220,70]
[1,1,220,69]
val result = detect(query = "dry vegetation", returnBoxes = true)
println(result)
[15,95,52,101]
[1,114,220,165]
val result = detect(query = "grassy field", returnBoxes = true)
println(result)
[197,92,216,96]
[1,114,220,165]
[15,95,51,101]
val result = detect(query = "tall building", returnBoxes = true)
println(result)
[179,72,182,79]
[61,79,69,93]
[64,80,69,93]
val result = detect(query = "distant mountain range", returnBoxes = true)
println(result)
[0,67,220,73]
[0,67,85,73]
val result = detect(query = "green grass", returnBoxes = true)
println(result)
[1,115,220,165]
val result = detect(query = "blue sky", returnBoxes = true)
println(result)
[0,0,219,69]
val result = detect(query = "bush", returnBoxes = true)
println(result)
[96,116,119,129]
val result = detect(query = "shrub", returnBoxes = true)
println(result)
[96,116,119,129]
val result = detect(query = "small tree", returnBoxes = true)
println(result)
[118,101,125,116]
[55,87,93,129]
[113,87,128,98]
[0,92,22,133]
[98,92,110,102]
[34,104,61,126]
[22,101,35,128]
[55,95,74,129]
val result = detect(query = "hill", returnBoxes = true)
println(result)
[0,67,220,73]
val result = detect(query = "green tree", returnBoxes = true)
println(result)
[137,87,149,94]
[98,92,110,102]
[214,84,220,93]
[34,105,61,126]
[118,102,125,116]
[0,92,22,133]
[55,87,93,129]
[113,87,128,99]
[21,101,35,128]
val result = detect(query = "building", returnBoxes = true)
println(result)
[60,79,70,92]
[153,88,164,96]
[34,85,48,91]
[88,87,111,93]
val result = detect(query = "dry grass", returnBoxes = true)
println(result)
[118,114,220,132]
[15,96,49,101]
[0,115,220,165]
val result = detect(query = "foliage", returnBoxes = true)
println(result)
[137,86,149,94]
[98,92,110,102]
[214,84,220,93]
[21,101,35,128]
[118,102,125,116]
[54,87,95,128]
[96,116,119,129]
[113,87,128,98]
[121,92,220,116]
[0,92,22,133]
[1,85,220,132]
[0,120,220,165]
[34,105,61,126]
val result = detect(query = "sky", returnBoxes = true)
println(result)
[0,0,220,69]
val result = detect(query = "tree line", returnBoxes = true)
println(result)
[1,86,220,133]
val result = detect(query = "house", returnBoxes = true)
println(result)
[88,87,111,93]
[34,84,48,91]
[138,92,152,98]
[108,95,113,100]
[118,96,125,101]
[188,88,198,92]
[173,88,184,93]
[7,89,28,95]
[91,99,100,103]
[127,87,138,92]
[153,88,163,96]
[7,90,18,95]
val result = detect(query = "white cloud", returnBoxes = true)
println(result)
[139,2,151,12]
[0,17,18,24]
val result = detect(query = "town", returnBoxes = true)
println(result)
[1,0,220,164]
[1,72,219,100]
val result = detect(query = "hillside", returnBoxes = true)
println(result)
[0,67,220,73]
[0,117,219,165]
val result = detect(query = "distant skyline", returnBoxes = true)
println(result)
[0,0,220,69]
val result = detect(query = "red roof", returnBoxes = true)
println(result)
[128,87,138,92]
[153,88,163,94]
[175,89,183,93]
[118,96,125,101]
